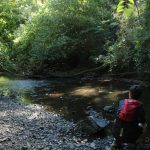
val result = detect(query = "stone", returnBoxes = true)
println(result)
[89,142,96,149]
[0,137,11,142]
[105,146,111,150]
[103,105,115,113]
[0,94,114,150]
[21,145,28,150]
[88,116,109,130]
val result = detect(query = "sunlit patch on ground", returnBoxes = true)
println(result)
[70,86,105,97]
[0,76,10,85]
[48,92,64,98]
[98,79,112,83]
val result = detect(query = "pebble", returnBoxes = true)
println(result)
[105,146,111,150]
[103,105,115,113]
[90,142,96,149]
[21,145,28,150]
[0,96,113,150]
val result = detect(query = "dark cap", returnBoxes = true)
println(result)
[129,85,143,100]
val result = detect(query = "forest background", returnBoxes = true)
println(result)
[0,0,150,79]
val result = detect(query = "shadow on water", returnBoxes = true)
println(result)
[0,75,150,140]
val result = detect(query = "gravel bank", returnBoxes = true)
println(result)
[0,96,113,150]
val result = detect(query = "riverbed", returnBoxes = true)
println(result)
[0,75,150,149]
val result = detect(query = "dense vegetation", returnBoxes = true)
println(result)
[0,0,150,77]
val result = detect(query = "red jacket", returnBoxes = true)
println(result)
[118,99,142,122]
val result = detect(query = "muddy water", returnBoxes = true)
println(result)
[0,75,149,140]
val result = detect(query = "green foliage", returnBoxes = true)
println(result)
[107,0,150,73]
[133,0,150,72]
[13,0,117,72]
[0,0,44,71]
[105,17,135,72]
[0,0,22,48]
[1,0,149,76]
[117,0,135,17]
[0,0,23,71]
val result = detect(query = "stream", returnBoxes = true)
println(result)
[0,75,150,142]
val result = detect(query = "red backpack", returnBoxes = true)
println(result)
[118,99,142,122]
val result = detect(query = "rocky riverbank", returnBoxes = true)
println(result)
[0,96,113,150]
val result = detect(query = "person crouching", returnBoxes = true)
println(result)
[112,85,147,149]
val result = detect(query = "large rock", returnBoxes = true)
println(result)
[88,116,109,131]
[86,108,109,131]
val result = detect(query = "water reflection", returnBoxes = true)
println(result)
[0,75,149,138]
[0,75,129,119]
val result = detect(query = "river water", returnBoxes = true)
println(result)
[0,75,149,141]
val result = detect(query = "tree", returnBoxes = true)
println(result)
[12,0,117,73]
[106,0,150,74]
[0,0,40,71]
